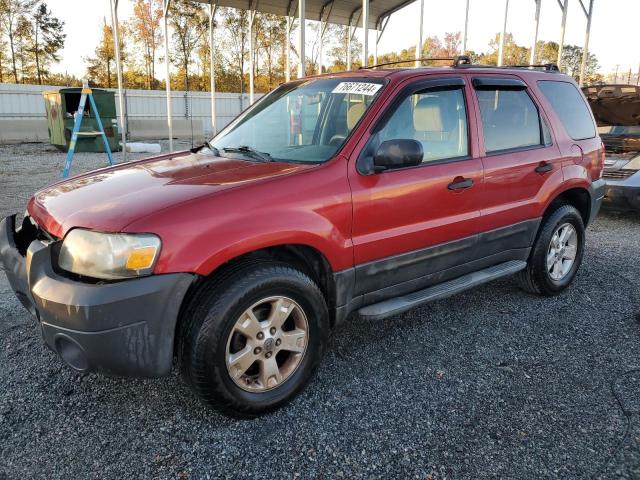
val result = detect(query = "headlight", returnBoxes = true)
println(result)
[58,229,161,280]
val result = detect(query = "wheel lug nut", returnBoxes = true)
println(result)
[254,347,262,354]
[275,339,281,346]
[270,327,276,335]
[265,352,272,358]
[257,332,264,340]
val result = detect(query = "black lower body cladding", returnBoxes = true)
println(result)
[0,214,195,377]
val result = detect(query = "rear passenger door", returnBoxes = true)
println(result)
[471,76,562,241]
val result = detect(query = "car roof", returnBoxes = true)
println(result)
[302,66,573,84]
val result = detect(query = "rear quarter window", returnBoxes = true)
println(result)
[537,80,596,140]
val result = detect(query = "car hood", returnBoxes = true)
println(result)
[28,150,315,238]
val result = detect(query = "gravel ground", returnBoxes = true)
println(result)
[1,143,640,479]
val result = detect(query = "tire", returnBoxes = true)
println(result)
[516,204,585,296]
[177,261,329,416]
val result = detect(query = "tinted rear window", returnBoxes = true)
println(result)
[538,80,596,140]
[476,89,542,153]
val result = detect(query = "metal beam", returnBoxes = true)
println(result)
[415,0,423,66]
[530,0,541,65]
[362,0,369,67]
[578,0,594,87]
[109,0,127,161]
[498,0,509,67]
[209,1,217,135]
[162,0,173,152]
[285,0,293,81]
[346,19,352,70]
[462,0,470,54]
[557,0,568,69]
[248,2,256,104]
[317,1,333,74]
[298,0,305,77]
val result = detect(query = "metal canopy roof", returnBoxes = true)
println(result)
[192,0,416,29]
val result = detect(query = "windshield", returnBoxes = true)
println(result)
[210,77,385,163]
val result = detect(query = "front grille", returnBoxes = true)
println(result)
[603,169,638,180]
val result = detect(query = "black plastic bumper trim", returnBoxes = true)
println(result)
[0,214,196,378]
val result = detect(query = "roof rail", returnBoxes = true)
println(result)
[456,62,560,72]
[361,55,471,70]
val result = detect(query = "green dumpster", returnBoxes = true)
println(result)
[43,88,121,152]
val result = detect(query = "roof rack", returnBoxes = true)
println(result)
[359,56,559,73]
[361,55,471,70]
[456,62,560,72]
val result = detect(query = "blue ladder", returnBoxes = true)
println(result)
[62,84,115,178]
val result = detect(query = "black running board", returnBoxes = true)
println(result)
[357,260,527,321]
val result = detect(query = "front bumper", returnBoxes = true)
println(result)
[0,215,195,377]
[602,173,640,212]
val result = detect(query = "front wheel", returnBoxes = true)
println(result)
[177,261,329,416]
[517,204,585,296]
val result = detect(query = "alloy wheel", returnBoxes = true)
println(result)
[547,222,578,281]
[225,296,309,392]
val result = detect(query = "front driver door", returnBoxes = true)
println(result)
[348,76,485,304]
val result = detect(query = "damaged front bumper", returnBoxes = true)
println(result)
[0,215,194,377]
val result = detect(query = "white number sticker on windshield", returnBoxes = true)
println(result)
[331,82,382,96]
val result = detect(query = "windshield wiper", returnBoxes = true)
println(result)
[222,146,273,162]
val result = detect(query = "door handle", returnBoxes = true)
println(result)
[535,162,553,173]
[447,177,474,190]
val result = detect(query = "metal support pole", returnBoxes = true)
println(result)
[318,20,324,74]
[249,6,255,104]
[530,0,541,65]
[298,0,305,77]
[578,0,594,87]
[637,64,640,86]
[109,0,127,160]
[162,0,173,152]
[462,0,470,54]
[285,14,292,81]
[557,0,568,69]
[374,29,378,65]
[209,1,217,136]
[362,0,369,67]
[346,21,352,70]
[498,0,509,67]
[415,0,424,66]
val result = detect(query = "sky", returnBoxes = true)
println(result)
[46,0,638,79]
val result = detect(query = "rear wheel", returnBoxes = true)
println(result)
[177,261,329,416]
[517,204,585,296]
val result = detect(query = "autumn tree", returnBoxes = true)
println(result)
[221,8,249,93]
[130,0,163,89]
[169,0,207,91]
[0,0,36,82]
[328,25,362,71]
[560,44,601,84]
[30,2,65,84]
[256,13,286,89]
[481,32,529,66]
[85,19,126,88]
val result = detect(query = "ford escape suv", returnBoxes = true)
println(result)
[1,59,605,416]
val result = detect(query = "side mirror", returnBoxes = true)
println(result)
[373,139,423,172]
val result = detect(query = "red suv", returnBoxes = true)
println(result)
[0,60,605,416]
